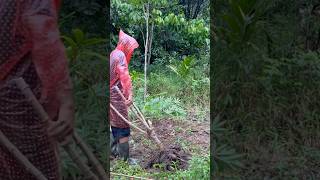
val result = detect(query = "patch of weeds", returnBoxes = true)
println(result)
[189,146,204,155]
[174,126,184,133]
[156,156,210,179]
[141,138,153,147]
[175,137,192,151]
[195,109,209,122]
[110,160,150,178]
[186,128,193,136]
[142,96,187,120]
[152,163,165,171]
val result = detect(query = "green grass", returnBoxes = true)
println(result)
[111,156,210,179]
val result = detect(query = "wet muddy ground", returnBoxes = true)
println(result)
[129,119,210,172]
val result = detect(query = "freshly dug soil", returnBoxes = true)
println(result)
[144,144,192,171]
[121,119,209,173]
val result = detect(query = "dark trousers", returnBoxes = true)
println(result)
[111,126,130,143]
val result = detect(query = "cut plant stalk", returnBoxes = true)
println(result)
[14,77,107,180]
[110,104,146,134]
[111,172,154,180]
[113,86,164,151]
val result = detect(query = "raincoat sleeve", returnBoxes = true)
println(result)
[23,1,72,106]
[116,56,132,99]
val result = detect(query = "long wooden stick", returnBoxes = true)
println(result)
[113,87,151,130]
[111,172,153,180]
[72,133,108,180]
[63,144,98,180]
[14,78,99,180]
[110,104,146,134]
[114,86,151,127]
[0,130,48,180]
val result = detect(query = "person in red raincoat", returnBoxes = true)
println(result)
[110,30,139,163]
[0,0,74,179]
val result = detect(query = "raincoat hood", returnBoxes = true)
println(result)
[116,30,139,64]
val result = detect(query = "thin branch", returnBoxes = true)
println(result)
[147,22,154,65]
[111,172,153,180]
[0,130,48,180]
[144,2,150,102]
[139,26,146,48]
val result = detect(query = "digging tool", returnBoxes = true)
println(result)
[13,77,108,180]
[111,86,164,151]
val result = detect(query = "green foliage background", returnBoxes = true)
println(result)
[213,0,320,179]
[57,1,108,179]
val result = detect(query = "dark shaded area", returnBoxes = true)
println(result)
[213,0,320,179]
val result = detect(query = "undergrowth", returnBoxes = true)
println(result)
[110,156,209,179]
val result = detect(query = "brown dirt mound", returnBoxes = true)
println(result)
[144,144,192,171]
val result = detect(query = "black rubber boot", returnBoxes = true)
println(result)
[118,141,129,161]
[118,142,139,165]
[110,134,118,157]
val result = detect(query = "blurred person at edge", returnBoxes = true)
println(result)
[0,0,74,179]
[110,30,139,165]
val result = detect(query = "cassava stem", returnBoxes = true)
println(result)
[114,86,153,127]
[113,86,151,130]
[0,130,48,180]
[72,133,108,180]
[110,104,146,134]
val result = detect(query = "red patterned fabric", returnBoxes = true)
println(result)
[0,0,70,179]
[110,30,139,128]
[0,0,71,119]
[0,56,60,180]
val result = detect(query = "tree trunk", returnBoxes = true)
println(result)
[143,2,150,102]
[147,22,154,65]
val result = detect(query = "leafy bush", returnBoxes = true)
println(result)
[168,56,195,81]
[165,156,210,179]
[59,27,107,179]
[142,96,187,119]
[214,0,320,178]
[62,28,106,62]
[212,115,243,177]
[111,160,150,178]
